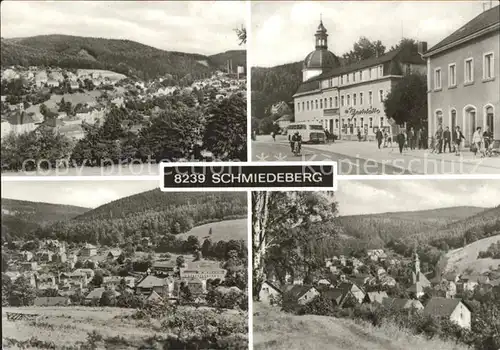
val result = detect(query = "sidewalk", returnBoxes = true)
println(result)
[254,135,500,174]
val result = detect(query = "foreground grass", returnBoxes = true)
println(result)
[253,303,469,350]
[2,305,247,349]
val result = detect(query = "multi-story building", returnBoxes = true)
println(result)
[424,5,499,146]
[293,19,426,140]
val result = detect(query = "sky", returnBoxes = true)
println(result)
[0,0,247,56]
[251,1,490,67]
[1,181,159,209]
[336,179,500,216]
[2,179,499,215]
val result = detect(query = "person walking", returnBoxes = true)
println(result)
[416,128,422,150]
[271,131,276,142]
[396,131,406,154]
[483,126,493,151]
[472,127,484,157]
[443,126,452,153]
[376,128,383,149]
[435,125,444,154]
[453,126,465,156]
[408,127,416,150]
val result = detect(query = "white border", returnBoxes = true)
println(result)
[1,175,159,182]
[159,161,338,192]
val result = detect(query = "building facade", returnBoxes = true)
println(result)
[425,5,499,146]
[293,20,426,140]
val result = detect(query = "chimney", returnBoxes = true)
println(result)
[417,41,428,55]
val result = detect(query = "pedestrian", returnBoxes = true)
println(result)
[443,126,452,153]
[453,126,465,156]
[357,128,362,142]
[416,128,422,150]
[364,127,368,142]
[396,131,405,154]
[383,131,388,147]
[271,131,276,142]
[403,130,409,151]
[483,126,493,150]
[409,127,416,150]
[472,126,484,157]
[435,125,443,154]
[376,128,383,149]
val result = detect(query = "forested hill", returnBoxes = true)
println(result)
[32,191,247,245]
[251,61,302,118]
[1,198,90,243]
[1,35,246,80]
[337,206,488,246]
[209,50,246,70]
[75,190,246,221]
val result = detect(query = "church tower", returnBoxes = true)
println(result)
[413,250,421,281]
[302,17,340,82]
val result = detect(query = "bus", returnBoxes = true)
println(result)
[287,122,326,143]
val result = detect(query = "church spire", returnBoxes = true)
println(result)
[315,16,328,50]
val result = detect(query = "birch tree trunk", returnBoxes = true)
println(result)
[252,191,270,300]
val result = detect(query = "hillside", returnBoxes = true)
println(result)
[209,50,247,71]
[31,191,247,245]
[1,198,90,241]
[1,35,246,80]
[437,234,500,276]
[251,61,302,119]
[337,206,486,246]
[253,303,467,350]
[177,218,248,242]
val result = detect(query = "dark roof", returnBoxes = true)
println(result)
[263,280,282,293]
[321,288,345,304]
[426,5,500,55]
[423,298,470,317]
[294,48,424,96]
[33,297,70,306]
[382,297,413,310]
[286,284,316,301]
[304,49,341,69]
[6,112,35,125]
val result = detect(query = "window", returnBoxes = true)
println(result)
[329,97,333,108]
[297,103,300,112]
[302,102,304,111]
[369,117,373,128]
[486,106,494,135]
[361,117,364,127]
[352,72,356,82]
[380,117,384,127]
[353,93,357,106]
[378,65,383,77]
[315,100,318,109]
[448,63,456,87]
[324,98,327,108]
[368,69,372,79]
[347,94,351,106]
[340,75,344,84]
[369,91,373,105]
[434,68,442,89]
[465,58,474,83]
[360,92,364,105]
[341,95,345,106]
[379,90,384,102]
[320,99,323,109]
[359,71,362,81]
[335,96,338,107]
[346,74,350,83]
[484,52,494,79]
[307,101,309,110]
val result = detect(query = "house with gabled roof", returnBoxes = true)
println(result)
[382,297,424,311]
[284,284,319,305]
[363,291,388,304]
[259,280,282,304]
[423,298,472,329]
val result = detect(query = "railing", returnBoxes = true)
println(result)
[6,312,39,321]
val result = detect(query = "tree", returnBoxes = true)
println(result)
[252,191,338,299]
[342,37,386,65]
[203,93,247,161]
[99,290,116,306]
[235,26,246,45]
[383,73,427,129]
[8,276,36,306]
[91,270,104,287]
[176,256,185,269]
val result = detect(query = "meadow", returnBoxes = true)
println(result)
[253,303,468,350]
[177,218,248,242]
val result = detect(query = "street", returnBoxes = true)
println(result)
[252,141,411,175]
[252,136,500,175]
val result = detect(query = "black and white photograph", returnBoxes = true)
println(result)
[252,181,500,350]
[251,1,499,174]
[1,1,248,176]
[2,181,249,349]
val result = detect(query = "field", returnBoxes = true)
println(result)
[253,303,467,350]
[177,218,248,242]
[437,234,500,275]
[2,305,247,349]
